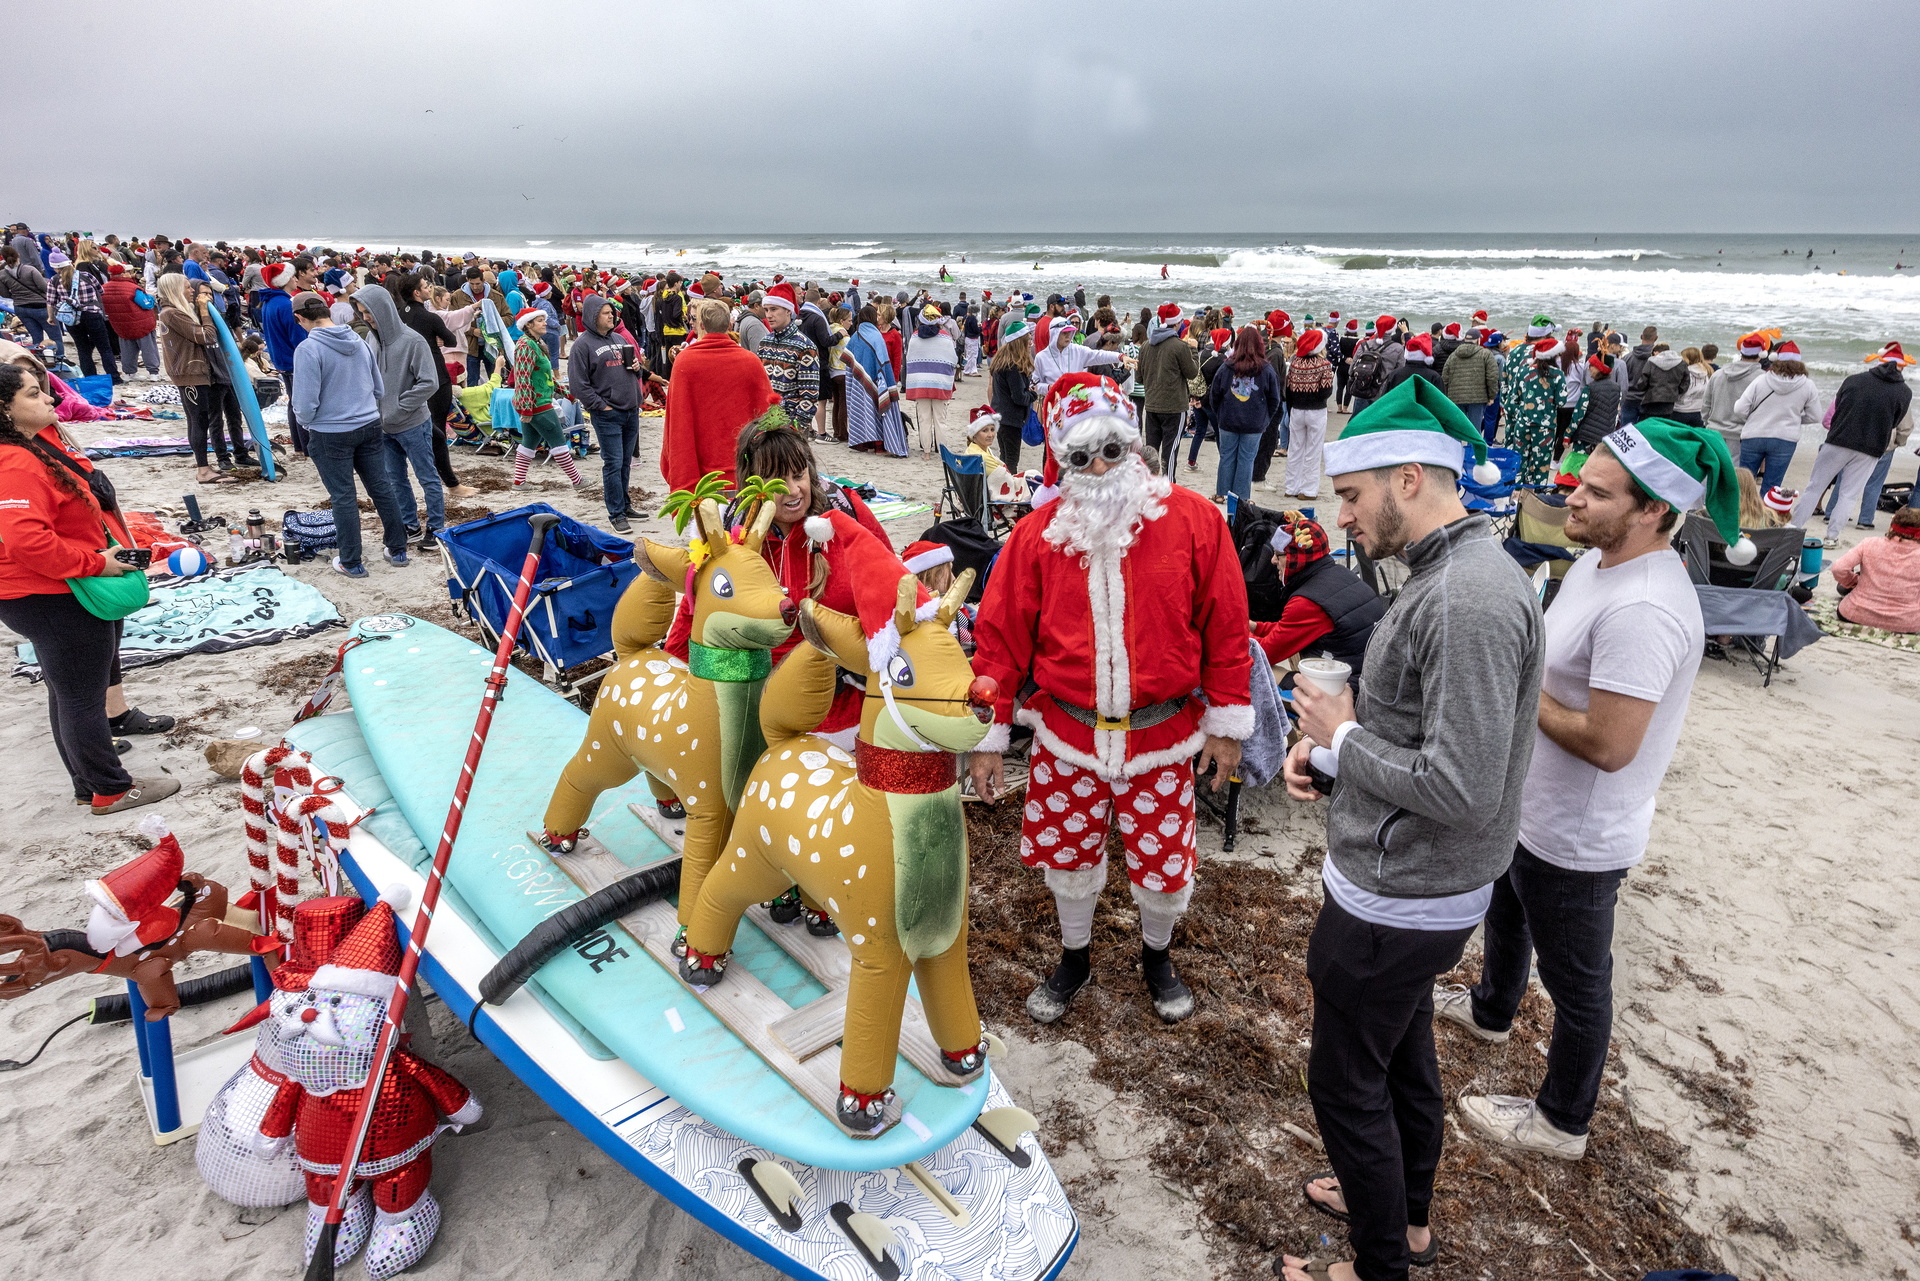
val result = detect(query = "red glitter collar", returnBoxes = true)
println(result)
[855,739,958,794]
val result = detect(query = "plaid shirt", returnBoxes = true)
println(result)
[67,265,105,315]
[758,320,820,427]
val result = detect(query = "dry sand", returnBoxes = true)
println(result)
[2,375,1917,1280]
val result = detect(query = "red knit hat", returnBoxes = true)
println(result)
[799,511,931,671]
[763,282,798,315]
[1762,485,1797,514]
[310,893,407,999]
[1404,333,1434,363]
[1374,314,1395,338]
[901,540,954,574]
[262,262,296,291]
[1294,327,1325,358]
[84,823,186,955]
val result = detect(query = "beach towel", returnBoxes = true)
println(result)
[1807,595,1920,653]
[71,374,116,406]
[83,436,195,458]
[827,477,930,524]
[11,562,344,680]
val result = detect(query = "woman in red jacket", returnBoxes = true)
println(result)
[0,365,177,814]
[102,261,162,380]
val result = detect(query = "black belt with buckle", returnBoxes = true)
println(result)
[1052,695,1187,733]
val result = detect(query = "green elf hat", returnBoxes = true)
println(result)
[1600,418,1755,564]
[1323,375,1501,484]
[1000,312,1033,345]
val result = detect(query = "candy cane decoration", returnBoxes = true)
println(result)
[240,746,360,943]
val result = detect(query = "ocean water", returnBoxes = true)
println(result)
[252,231,1920,385]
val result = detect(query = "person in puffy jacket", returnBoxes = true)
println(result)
[0,364,178,815]
[1440,332,1502,436]
[1787,343,1912,546]
[1628,344,1690,418]
[101,262,161,380]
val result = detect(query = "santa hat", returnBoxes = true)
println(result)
[1404,334,1435,364]
[1762,485,1798,515]
[1770,340,1802,362]
[513,306,544,329]
[773,274,785,283]
[224,895,369,1033]
[1328,310,1341,321]
[1869,341,1913,367]
[1294,327,1325,358]
[1345,317,1360,332]
[1603,419,1754,563]
[1222,305,1234,316]
[800,511,934,672]
[688,282,705,297]
[1526,314,1557,339]
[310,888,411,1000]
[1325,376,1501,485]
[107,261,127,276]
[1737,332,1769,356]
[901,539,955,575]
[1471,309,1490,327]
[968,404,1001,431]
[1034,372,1140,496]
[84,815,186,956]
[532,281,551,297]
[1373,314,1396,338]
[763,282,798,315]
[1531,337,1562,363]
[1442,322,1462,339]
[1267,309,1292,337]
[850,278,859,286]
[1156,302,1182,323]
[261,262,296,290]
[1482,328,1506,349]
[1208,327,1233,351]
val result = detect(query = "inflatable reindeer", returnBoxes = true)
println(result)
[679,513,997,1135]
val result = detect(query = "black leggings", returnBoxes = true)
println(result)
[428,381,460,487]
[996,416,1027,473]
[71,312,120,381]
[0,593,133,799]
[180,382,253,467]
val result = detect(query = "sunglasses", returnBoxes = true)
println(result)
[1065,441,1128,470]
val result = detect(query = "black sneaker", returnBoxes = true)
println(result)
[1141,944,1195,1023]
[1025,946,1092,1023]
[417,533,440,553]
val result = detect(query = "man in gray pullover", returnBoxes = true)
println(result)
[1274,377,1543,1281]
[355,283,443,553]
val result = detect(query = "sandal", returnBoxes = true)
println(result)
[1411,1235,1439,1268]
[110,707,175,735]
[1270,1257,1338,1279]
[1302,1171,1348,1223]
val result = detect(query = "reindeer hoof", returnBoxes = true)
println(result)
[803,908,840,939]
[765,887,803,925]
[837,1085,895,1133]
[677,946,728,990]
[940,1039,988,1077]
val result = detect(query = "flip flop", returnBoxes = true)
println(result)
[1270,1256,1338,1279]
[1411,1235,1440,1268]
[1302,1171,1348,1223]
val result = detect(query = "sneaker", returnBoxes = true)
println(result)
[610,514,631,533]
[417,534,440,553]
[91,774,181,816]
[1457,1094,1588,1161]
[1856,522,1877,530]
[404,524,422,542]
[1821,537,1840,550]
[384,550,410,567]
[1433,984,1509,1043]
[332,558,368,579]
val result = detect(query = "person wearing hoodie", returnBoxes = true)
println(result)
[1138,302,1200,473]
[1705,332,1769,445]
[260,257,318,455]
[1345,316,1405,415]
[1207,326,1285,504]
[1618,326,1658,426]
[1788,342,1913,547]
[393,273,474,499]
[1380,334,1444,395]
[1627,344,1688,419]
[568,295,644,530]
[289,292,410,579]
[1732,341,1823,493]
[354,284,445,553]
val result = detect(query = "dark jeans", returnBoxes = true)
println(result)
[0,592,133,798]
[1186,405,1211,466]
[996,417,1027,473]
[1251,406,1286,482]
[1142,409,1183,475]
[1618,398,1643,428]
[428,381,459,486]
[71,311,120,382]
[179,383,253,467]
[1307,897,1474,1281]
[307,423,408,569]
[1469,843,1626,1136]
[591,405,640,517]
[281,369,310,454]
[14,303,64,357]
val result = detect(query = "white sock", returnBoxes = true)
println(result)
[1131,879,1193,951]
[1044,857,1106,950]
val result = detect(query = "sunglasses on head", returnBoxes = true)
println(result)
[1065,441,1128,470]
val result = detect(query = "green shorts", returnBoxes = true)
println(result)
[519,407,567,449]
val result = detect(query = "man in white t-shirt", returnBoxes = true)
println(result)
[1442,421,1729,1162]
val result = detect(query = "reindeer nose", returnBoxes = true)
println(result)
[967,676,1000,721]
[301,1007,319,1023]
[779,599,798,627]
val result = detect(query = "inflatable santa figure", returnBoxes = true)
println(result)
[969,372,1253,1023]
[257,892,481,1279]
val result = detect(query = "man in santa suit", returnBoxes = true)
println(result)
[969,372,1253,1023]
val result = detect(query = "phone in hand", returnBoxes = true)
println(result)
[114,547,153,568]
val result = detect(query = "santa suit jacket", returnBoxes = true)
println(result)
[973,483,1254,780]
[659,334,780,492]
[261,1050,471,1179]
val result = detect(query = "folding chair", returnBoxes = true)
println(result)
[938,445,1016,537]
[1458,443,1527,533]
[1673,514,1820,686]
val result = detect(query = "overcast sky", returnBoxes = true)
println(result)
[18,0,1919,238]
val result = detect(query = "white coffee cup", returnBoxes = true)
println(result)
[1297,656,1351,698]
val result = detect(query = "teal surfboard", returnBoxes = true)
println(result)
[335,613,987,1171]
[205,306,276,480]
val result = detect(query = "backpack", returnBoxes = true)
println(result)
[280,508,339,560]
[1348,341,1392,400]
[1230,496,1289,621]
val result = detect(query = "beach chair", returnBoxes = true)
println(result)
[440,503,639,703]
[1505,491,1585,605]
[937,445,1015,537]
[1458,444,1526,532]
[1673,514,1820,687]
[1346,532,1410,601]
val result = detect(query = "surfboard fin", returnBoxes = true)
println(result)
[829,1203,901,1280]
[973,1106,1037,1168]
[982,1030,1007,1060]
[738,1158,804,1232]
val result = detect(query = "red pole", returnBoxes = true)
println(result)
[305,512,559,1280]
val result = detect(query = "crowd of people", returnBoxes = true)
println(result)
[3,220,1918,1281]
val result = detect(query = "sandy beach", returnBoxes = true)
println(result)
[2,380,1917,1281]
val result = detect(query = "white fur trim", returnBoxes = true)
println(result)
[1726,536,1757,566]
[1197,702,1255,742]
[1017,706,1208,782]
[903,546,954,574]
[804,515,834,544]
[974,723,1010,754]
[136,813,170,840]
[447,1096,482,1128]
[866,618,902,674]
[914,597,941,623]
[1044,856,1109,901]
[1119,728,1209,777]
[1129,877,1194,919]
[309,964,397,999]
[378,884,412,913]
[1324,428,1467,479]
[1471,461,1502,484]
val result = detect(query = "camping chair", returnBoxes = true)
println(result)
[937,445,1016,537]
[1672,513,1821,687]
[1346,533,1410,601]
[1505,491,1584,605]
[1457,444,1526,533]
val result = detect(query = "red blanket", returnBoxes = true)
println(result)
[660,335,779,492]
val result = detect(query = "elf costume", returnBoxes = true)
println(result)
[1600,418,1756,564]
[510,309,583,487]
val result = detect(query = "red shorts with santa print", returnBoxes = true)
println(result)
[1017,739,1197,893]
